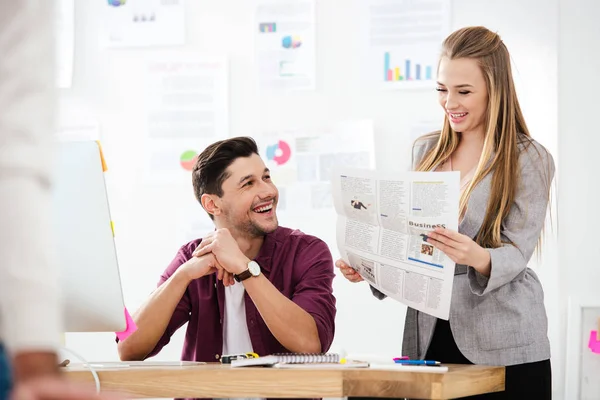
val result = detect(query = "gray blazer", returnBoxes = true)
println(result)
[372,133,555,366]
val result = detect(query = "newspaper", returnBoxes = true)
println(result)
[332,168,460,320]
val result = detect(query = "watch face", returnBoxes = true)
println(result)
[248,261,261,276]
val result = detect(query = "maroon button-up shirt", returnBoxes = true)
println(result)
[146,226,337,362]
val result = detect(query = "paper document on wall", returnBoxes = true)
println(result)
[332,168,459,319]
[100,0,185,48]
[255,120,375,213]
[255,0,316,90]
[359,0,451,90]
[145,54,229,140]
[142,53,229,184]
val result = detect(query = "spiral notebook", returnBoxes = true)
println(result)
[231,353,367,368]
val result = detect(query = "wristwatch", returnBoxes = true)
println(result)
[234,260,261,282]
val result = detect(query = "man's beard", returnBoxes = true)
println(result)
[226,212,278,239]
[241,219,273,238]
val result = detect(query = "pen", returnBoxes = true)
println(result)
[394,359,441,366]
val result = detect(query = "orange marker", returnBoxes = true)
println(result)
[95,140,108,172]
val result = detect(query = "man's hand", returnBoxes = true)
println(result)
[192,229,249,278]
[177,253,226,283]
[10,352,125,400]
[11,377,125,400]
[11,352,59,383]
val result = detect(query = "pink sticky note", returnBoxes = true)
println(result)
[589,330,600,354]
[116,307,137,341]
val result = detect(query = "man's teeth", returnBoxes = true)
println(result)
[450,112,467,118]
[254,204,273,213]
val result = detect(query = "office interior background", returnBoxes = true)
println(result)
[55,0,600,399]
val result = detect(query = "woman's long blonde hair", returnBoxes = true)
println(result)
[416,26,532,249]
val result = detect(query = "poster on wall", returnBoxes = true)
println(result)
[142,53,229,185]
[254,120,375,213]
[99,0,185,48]
[255,0,316,91]
[360,0,451,90]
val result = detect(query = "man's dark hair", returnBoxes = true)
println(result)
[192,136,259,218]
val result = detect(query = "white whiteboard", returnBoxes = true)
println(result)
[580,307,600,399]
[566,297,600,400]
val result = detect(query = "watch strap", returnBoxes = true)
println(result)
[234,269,253,282]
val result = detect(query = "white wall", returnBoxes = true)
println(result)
[557,0,600,399]
[62,0,565,397]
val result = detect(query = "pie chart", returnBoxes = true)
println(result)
[282,35,302,49]
[266,140,291,166]
[180,150,198,171]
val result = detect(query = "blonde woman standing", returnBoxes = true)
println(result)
[338,26,554,399]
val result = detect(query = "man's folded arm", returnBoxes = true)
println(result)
[117,250,192,361]
[290,238,337,352]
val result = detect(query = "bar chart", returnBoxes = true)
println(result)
[259,22,276,33]
[383,52,434,82]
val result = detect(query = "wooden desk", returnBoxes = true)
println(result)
[66,363,504,399]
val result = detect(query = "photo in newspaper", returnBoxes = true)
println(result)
[332,167,460,320]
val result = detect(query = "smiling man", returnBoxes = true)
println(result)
[117,137,336,363]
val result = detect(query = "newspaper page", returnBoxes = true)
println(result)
[332,168,460,320]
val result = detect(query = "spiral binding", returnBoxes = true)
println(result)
[270,353,340,364]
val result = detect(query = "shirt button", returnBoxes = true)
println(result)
[215,354,220,360]
[219,319,222,324]
[250,319,255,326]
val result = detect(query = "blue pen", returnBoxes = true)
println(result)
[394,359,441,366]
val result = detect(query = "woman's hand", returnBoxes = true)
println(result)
[335,260,364,283]
[426,227,492,276]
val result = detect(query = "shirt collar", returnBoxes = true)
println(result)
[254,227,281,273]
